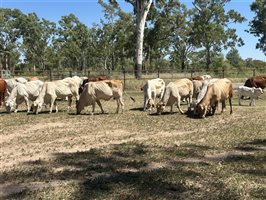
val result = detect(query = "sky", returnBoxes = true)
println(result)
[1,0,265,62]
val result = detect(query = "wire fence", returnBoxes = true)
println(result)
[1,67,265,90]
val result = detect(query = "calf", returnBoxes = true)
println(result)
[238,86,264,106]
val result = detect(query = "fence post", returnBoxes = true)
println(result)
[122,66,126,91]
[190,68,194,78]
[253,68,256,77]
[69,70,72,77]
[49,70,52,81]
[157,67,160,78]
[87,70,90,77]
[222,68,225,78]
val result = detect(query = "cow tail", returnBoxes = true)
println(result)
[229,83,233,114]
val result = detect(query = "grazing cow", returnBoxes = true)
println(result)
[244,75,266,89]
[76,80,124,115]
[5,77,28,96]
[238,86,264,106]
[192,79,204,99]
[142,78,165,111]
[33,79,80,114]
[196,78,233,118]
[5,80,44,113]
[0,79,7,106]
[194,78,220,105]
[156,78,193,115]
[78,75,109,94]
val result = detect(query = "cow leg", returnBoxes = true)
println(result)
[221,100,226,113]
[67,95,72,111]
[96,100,104,114]
[50,98,56,113]
[115,97,124,114]
[54,101,58,113]
[177,97,184,114]
[91,101,96,115]
[14,104,18,113]
[170,105,173,114]
[238,95,242,106]
[229,97,233,114]
[143,96,147,111]
[118,97,124,113]
[24,97,30,113]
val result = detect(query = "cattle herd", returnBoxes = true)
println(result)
[0,74,265,118]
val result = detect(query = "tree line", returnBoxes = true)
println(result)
[0,0,265,79]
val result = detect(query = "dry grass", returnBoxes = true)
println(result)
[0,89,265,200]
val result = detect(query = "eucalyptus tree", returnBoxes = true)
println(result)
[249,0,266,55]
[145,0,182,71]
[125,0,153,78]
[19,13,56,70]
[57,14,90,71]
[169,3,194,71]
[97,0,135,71]
[190,0,246,71]
[0,8,23,71]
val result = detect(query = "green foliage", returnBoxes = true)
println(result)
[249,0,266,55]
[1,1,266,74]
[190,0,246,71]
[226,48,242,67]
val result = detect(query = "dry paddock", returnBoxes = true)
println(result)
[0,87,266,199]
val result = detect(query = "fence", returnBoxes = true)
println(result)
[6,67,266,89]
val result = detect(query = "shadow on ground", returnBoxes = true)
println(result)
[0,141,252,199]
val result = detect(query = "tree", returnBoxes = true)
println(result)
[249,0,266,55]
[226,48,242,67]
[169,3,194,71]
[0,8,23,71]
[19,13,56,70]
[145,0,182,71]
[129,0,153,78]
[190,0,246,71]
[115,0,153,79]
[57,14,91,71]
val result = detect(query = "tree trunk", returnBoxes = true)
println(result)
[134,0,152,79]
[206,46,211,71]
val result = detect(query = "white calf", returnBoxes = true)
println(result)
[238,86,264,106]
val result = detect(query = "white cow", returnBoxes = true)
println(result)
[142,78,165,111]
[5,77,28,96]
[238,86,264,106]
[5,80,44,113]
[63,76,85,88]
[32,79,79,114]
[76,80,124,115]
[156,78,193,115]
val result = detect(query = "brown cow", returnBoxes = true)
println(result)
[244,75,266,89]
[0,79,7,106]
[79,75,109,94]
